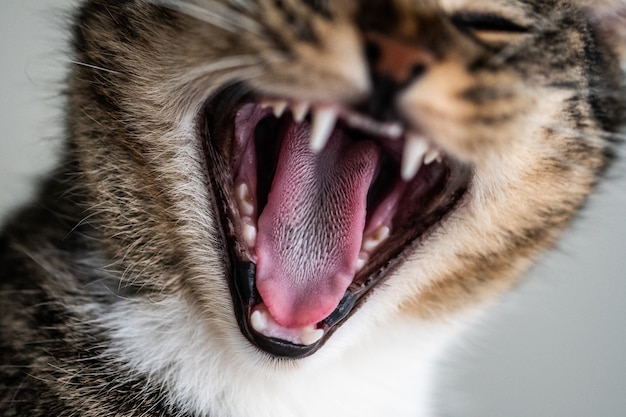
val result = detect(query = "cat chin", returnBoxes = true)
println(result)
[99,293,473,417]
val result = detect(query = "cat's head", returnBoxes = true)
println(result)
[69,0,625,360]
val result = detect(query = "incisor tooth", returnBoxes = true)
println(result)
[424,149,441,165]
[236,183,254,216]
[362,226,391,252]
[292,102,310,123]
[273,101,288,118]
[261,100,288,118]
[300,328,324,346]
[251,310,268,332]
[310,107,337,152]
[402,134,429,181]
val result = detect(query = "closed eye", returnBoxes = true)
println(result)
[452,13,530,33]
[452,12,531,46]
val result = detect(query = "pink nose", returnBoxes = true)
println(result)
[366,32,435,86]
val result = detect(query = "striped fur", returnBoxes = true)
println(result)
[1,1,624,416]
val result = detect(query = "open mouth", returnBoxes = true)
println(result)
[201,84,471,359]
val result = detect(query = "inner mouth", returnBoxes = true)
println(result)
[202,84,471,359]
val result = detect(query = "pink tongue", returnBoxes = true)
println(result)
[256,121,380,328]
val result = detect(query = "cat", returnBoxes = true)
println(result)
[1,0,625,416]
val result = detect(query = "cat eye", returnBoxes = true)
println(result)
[451,13,530,33]
[451,12,531,46]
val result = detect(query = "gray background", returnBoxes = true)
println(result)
[1,2,625,416]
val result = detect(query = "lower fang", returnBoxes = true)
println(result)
[301,328,324,346]
[251,310,268,332]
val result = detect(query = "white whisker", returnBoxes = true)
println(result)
[226,0,257,13]
[174,55,262,86]
[147,0,263,36]
[69,60,121,75]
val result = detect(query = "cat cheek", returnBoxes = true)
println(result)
[397,62,483,163]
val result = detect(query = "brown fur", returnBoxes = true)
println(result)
[1,0,624,415]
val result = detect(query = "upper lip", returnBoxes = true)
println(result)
[201,84,472,359]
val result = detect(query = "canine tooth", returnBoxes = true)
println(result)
[236,183,254,216]
[310,106,337,152]
[401,134,429,181]
[242,219,257,248]
[300,328,324,346]
[424,149,441,165]
[362,226,391,252]
[292,102,310,123]
[251,310,269,333]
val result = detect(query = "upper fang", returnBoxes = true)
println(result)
[310,106,338,153]
[402,134,429,181]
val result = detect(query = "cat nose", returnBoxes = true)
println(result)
[366,33,434,85]
[364,33,435,120]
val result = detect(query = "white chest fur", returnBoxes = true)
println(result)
[101,297,466,417]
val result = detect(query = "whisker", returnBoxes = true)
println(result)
[173,55,263,87]
[226,0,258,13]
[68,60,121,75]
[147,0,263,36]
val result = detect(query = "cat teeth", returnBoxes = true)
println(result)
[250,307,324,346]
[260,99,444,174]
[356,226,391,272]
[310,106,338,153]
[300,328,325,346]
[362,226,391,252]
[236,183,255,217]
[261,100,289,118]
[251,310,268,332]
[292,102,310,123]
[424,148,442,165]
[242,218,257,248]
[402,134,429,181]
[356,252,369,272]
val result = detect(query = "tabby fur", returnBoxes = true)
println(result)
[1,0,625,416]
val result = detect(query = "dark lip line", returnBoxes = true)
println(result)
[200,83,473,360]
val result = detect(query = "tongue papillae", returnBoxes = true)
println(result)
[256,121,380,328]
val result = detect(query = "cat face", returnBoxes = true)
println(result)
[69,0,625,359]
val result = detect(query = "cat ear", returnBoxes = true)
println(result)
[582,0,626,63]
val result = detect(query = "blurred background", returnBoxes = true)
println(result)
[1,2,625,416]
